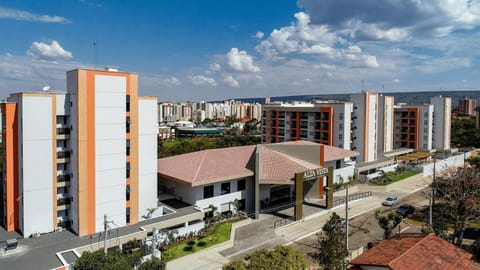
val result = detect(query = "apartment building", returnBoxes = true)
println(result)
[393,104,434,151]
[1,68,158,237]
[262,101,353,150]
[458,97,476,117]
[431,96,451,151]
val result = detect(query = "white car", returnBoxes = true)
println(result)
[382,196,398,206]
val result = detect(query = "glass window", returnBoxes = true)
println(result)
[221,182,231,195]
[126,95,130,112]
[237,179,246,191]
[126,162,130,178]
[203,185,214,199]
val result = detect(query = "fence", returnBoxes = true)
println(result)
[333,191,372,207]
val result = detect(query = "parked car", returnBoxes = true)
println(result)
[462,227,480,240]
[382,196,399,206]
[396,204,415,217]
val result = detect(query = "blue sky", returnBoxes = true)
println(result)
[1,0,479,101]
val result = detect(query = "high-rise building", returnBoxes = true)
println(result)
[1,68,158,237]
[431,96,451,151]
[458,97,476,117]
[377,95,395,154]
[393,104,434,151]
[350,92,378,162]
[262,101,353,150]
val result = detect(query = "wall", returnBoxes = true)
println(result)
[138,98,158,220]
[20,95,54,237]
[411,153,470,177]
[94,74,127,232]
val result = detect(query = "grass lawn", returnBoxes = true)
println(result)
[370,171,420,186]
[162,221,233,261]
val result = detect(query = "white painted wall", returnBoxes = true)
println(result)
[20,96,54,237]
[94,75,126,232]
[367,94,377,162]
[138,98,158,220]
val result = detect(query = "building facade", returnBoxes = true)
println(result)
[458,97,476,117]
[261,101,353,151]
[393,104,434,151]
[1,68,158,237]
[431,96,452,151]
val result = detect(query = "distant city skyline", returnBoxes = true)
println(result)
[1,0,479,101]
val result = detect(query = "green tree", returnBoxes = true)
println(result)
[431,167,480,246]
[467,157,480,168]
[245,245,306,270]
[375,210,402,240]
[72,249,140,270]
[472,238,480,262]
[138,257,165,270]
[317,212,348,270]
[451,118,480,148]
[222,260,247,270]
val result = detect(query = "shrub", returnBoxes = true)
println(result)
[197,241,207,247]
[183,246,193,252]
[187,240,196,246]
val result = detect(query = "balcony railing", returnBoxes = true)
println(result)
[57,174,70,183]
[56,127,71,135]
[57,151,71,159]
[57,197,71,206]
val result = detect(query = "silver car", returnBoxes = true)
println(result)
[382,196,398,206]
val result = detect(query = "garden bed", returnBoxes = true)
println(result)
[369,170,420,186]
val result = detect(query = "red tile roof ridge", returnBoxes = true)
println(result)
[265,145,319,169]
[192,150,208,183]
[387,233,434,268]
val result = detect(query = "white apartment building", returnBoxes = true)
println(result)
[1,68,158,237]
[431,96,452,151]
[393,104,434,151]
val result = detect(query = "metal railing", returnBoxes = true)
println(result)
[333,191,372,207]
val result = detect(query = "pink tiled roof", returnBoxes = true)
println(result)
[350,233,480,270]
[157,145,256,186]
[260,145,318,184]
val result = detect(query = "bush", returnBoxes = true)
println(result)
[183,246,193,252]
[197,241,207,247]
[187,240,196,246]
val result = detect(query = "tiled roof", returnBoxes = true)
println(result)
[157,145,256,186]
[260,145,318,184]
[157,141,358,186]
[350,233,480,270]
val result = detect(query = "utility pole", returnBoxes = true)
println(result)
[104,214,108,255]
[345,183,349,251]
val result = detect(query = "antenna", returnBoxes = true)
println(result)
[93,41,97,70]
[361,80,364,91]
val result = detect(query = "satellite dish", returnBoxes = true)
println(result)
[42,85,51,91]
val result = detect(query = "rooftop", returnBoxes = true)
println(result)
[350,233,480,270]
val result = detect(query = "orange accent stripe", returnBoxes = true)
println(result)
[86,71,96,234]
[2,103,19,231]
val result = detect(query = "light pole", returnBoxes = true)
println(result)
[345,183,349,251]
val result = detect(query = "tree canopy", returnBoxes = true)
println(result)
[431,166,480,246]
[317,212,348,270]
[375,210,402,240]
[451,118,480,148]
[72,249,164,270]
[223,245,306,270]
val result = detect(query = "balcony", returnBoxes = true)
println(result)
[57,174,71,183]
[57,197,71,210]
[57,219,72,228]
[57,150,71,163]
[56,127,70,140]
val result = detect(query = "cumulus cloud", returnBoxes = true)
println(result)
[27,41,73,62]
[223,75,240,87]
[209,63,221,71]
[255,31,264,39]
[298,0,480,39]
[163,76,181,86]
[0,6,70,23]
[188,75,217,87]
[225,48,260,72]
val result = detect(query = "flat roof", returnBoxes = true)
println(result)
[397,151,433,161]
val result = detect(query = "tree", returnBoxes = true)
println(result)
[472,238,480,262]
[431,166,480,246]
[245,245,306,270]
[375,210,402,240]
[467,157,480,168]
[222,260,247,270]
[138,257,165,270]
[72,249,140,270]
[317,212,348,270]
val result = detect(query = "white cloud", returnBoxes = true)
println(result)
[417,57,471,73]
[0,6,70,23]
[209,63,221,71]
[27,41,73,62]
[225,48,260,72]
[223,75,240,87]
[394,78,400,83]
[255,31,264,39]
[163,76,181,86]
[188,75,217,87]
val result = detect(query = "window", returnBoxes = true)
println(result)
[126,95,130,112]
[336,160,342,169]
[237,179,246,191]
[221,182,231,195]
[126,139,130,156]
[203,185,214,199]
[126,207,130,224]
[339,113,344,120]
[126,117,131,133]
[126,185,130,201]
[126,162,130,178]
[238,199,246,211]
